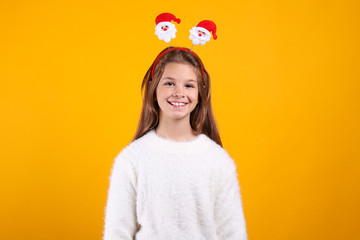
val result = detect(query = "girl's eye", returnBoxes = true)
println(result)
[186,84,195,88]
[165,82,174,86]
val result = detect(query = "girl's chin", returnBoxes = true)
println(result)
[160,113,190,121]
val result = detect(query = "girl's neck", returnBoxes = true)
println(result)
[155,117,196,141]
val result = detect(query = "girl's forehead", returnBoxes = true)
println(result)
[161,62,199,80]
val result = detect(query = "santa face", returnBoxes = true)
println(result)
[155,22,177,43]
[156,63,199,123]
[189,27,211,46]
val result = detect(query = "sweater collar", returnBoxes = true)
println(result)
[141,129,211,154]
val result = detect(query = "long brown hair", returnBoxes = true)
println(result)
[133,47,222,146]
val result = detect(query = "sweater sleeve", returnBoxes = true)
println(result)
[103,151,138,240]
[215,166,248,240]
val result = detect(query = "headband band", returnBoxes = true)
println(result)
[151,47,205,79]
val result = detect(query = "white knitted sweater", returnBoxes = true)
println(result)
[103,130,247,240]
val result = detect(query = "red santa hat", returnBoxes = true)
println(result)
[196,20,217,40]
[155,13,181,25]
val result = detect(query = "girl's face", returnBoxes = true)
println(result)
[156,62,199,123]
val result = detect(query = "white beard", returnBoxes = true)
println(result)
[155,22,177,43]
[189,27,211,46]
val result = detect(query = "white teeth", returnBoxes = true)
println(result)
[170,102,185,106]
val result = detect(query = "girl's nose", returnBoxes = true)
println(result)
[172,92,184,98]
[173,88,185,98]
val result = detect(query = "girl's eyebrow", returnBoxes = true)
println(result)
[161,77,176,81]
[161,77,197,82]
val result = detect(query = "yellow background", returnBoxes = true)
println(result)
[1,0,359,239]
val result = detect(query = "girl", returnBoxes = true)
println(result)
[103,47,247,240]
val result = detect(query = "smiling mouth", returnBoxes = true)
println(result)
[168,101,187,107]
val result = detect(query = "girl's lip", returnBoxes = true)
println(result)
[167,101,188,107]
[168,101,188,104]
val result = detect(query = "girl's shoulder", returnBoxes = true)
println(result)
[113,133,150,161]
[112,130,164,165]
[206,140,237,170]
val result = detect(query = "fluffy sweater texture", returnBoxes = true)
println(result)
[103,130,247,240]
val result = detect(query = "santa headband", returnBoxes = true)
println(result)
[153,13,217,79]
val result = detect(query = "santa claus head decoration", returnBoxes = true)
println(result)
[155,13,181,44]
[189,20,217,46]
[154,13,218,48]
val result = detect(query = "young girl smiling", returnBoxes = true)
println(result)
[103,47,247,240]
